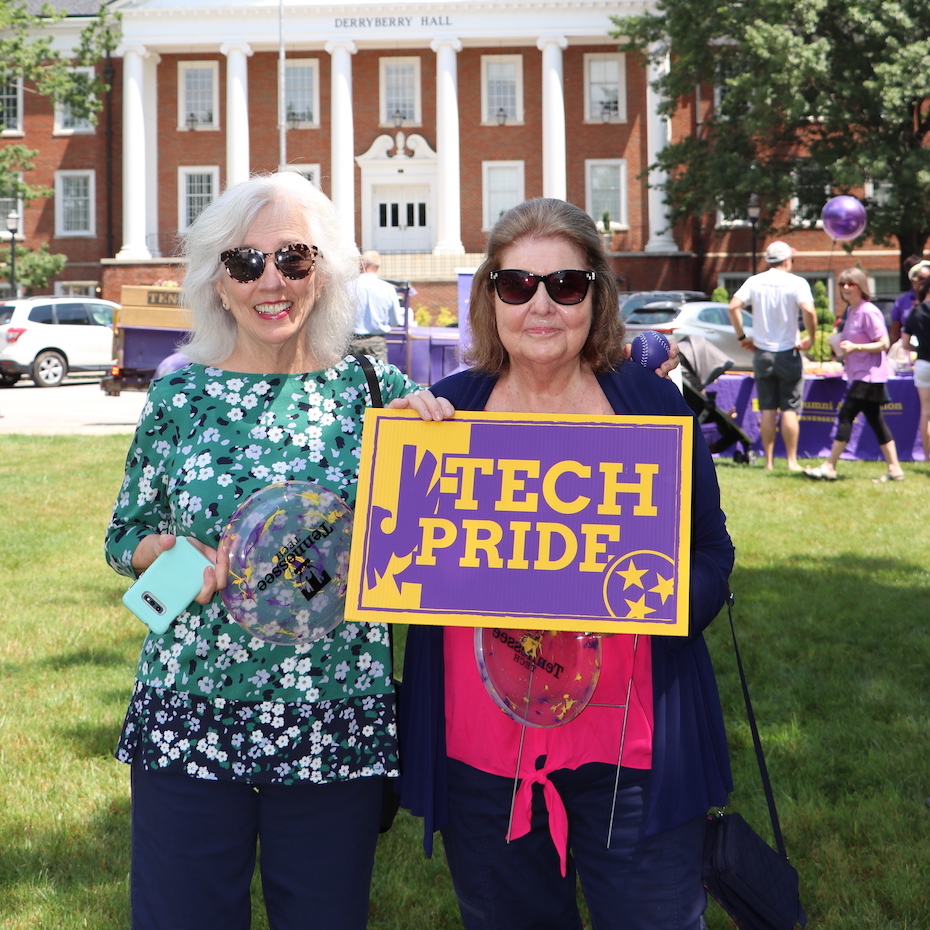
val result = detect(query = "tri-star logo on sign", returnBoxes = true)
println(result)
[345,410,693,636]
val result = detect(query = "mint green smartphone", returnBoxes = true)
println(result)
[121,536,213,634]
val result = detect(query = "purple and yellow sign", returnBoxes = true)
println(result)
[345,410,693,636]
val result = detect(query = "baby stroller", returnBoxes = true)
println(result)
[676,335,755,464]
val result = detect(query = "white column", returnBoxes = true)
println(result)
[644,44,678,253]
[431,38,464,255]
[537,36,568,201]
[325,40,357,247]
[143,53,161,257]
[221,43,253,189]
[116,44,151,260]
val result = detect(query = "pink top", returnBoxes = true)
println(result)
[444,626,654,873]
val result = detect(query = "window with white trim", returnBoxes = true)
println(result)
[284,60,320,127]
[178,62,219,130]
[584,54,626,123]
[585,160,628,230]
[870,272,899,296]
[379,57,421,125]
[790,164,831,228]
[54,67,94,134]
[1,79,23,133]
[482,56,523,124]
[482,161,524,229]
[284,164,321,189]
[716,204,750,228]
[0,175,23,235]
[179,167,219,230]
[55,281,97,296]
[865,178,894,207]
[55,170,95,236]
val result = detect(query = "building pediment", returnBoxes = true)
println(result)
[112,0,650,49]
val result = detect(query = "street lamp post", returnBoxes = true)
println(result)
[747,193,761,273]
[6,210,19,298]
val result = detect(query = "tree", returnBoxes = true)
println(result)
[611,0,930,286]
[1,1,119,290]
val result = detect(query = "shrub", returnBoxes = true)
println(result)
[711,286,730,303]
[813,280,834,328]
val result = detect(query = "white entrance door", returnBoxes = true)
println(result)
[372,185,431,252]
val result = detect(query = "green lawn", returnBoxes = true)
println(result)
[0,435,927,928]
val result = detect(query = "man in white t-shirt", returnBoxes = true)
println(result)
[728,241,817,471]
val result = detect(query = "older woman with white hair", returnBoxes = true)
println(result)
[105,171,450,930]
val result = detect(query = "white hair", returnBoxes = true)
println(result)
[180,172,359,367]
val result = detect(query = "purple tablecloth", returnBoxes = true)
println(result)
[707,372,924,461]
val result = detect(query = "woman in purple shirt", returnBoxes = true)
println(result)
[804,267,905,482]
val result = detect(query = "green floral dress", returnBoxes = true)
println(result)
[105,357,418,784]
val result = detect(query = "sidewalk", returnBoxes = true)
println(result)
[0,378,148,435]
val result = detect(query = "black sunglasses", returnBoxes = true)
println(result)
[220,243,320,284]
[490,269,596,305]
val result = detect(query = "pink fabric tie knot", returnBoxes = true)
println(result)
[506,763,571,876]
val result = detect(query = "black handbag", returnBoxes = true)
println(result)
[354,355,403,834]
[703,594,807,930]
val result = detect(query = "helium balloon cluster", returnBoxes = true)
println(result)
[820,196,867,242]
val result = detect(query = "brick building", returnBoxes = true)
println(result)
[1,0,908,312]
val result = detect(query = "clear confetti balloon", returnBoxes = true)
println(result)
[220,481,353,644]
[474,627,602,727]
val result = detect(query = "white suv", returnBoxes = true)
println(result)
[0,297,118,387]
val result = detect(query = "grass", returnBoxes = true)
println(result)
[0,436,928,928]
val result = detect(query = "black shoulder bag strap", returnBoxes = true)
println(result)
[352,354,391,673]
[353,355,403,832]
[354,353,383,408]
[726,592,788,858]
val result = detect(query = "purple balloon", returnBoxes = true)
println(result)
[820,195,867,242]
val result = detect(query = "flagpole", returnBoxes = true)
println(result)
[278,0,287,170]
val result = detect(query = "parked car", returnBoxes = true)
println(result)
[622,299,755,371]
[0,297,118,387]
[618,290,708,317]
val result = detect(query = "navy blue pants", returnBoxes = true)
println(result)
[130,760,382,930]
[440,759,707,930]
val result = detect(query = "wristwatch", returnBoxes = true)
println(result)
[735,331,746,341]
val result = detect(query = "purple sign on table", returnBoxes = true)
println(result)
[346,410,694,636]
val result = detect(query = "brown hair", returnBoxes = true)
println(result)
[837,267,872,301]
[463,198,625,374]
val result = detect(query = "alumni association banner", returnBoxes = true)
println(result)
[345,410,693,636]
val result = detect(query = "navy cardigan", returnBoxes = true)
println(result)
[399,361,735,854]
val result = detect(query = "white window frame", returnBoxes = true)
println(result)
[178,61,220,130]
[1,78,24,135]
[283,59,321,128]
[178,166,220,231]
[865,178,893,207]
[869,271,899,296]
[716,205,751,229]
[55,169,96,237]
[584,53,626,124]
[54,281,98,296]
[379,57,421,127]
[585,159,628,231]
[481,55,524,125]
[0,175,24,242]
[482,161,525,230]
[53,66,95,135]
[283,164,322,189]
